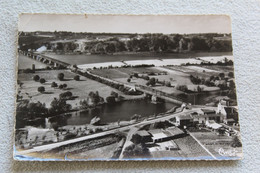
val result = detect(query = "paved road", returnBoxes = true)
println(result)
[118,127,139,159]
[16,108,197,155]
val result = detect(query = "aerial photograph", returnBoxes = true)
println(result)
[14,14,242,161]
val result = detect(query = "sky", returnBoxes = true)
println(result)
[18,14,232,34]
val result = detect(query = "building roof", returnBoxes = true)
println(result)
[206,120,222,129]
[226,118,235,122]
[136,130,151,137]
[201,109,216,114]
[177,114,192,120]
[166,127,184,136]
[190,112,198,116]
[152,132,168,140]
[193,113,220,119]
[224,107,238,114]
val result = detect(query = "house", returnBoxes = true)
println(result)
[224,118,236,126]
[217,99,239,124]
[148,127,185,143]
[131,130,152,144]
[174,114,193,127]
[206,120,222,130]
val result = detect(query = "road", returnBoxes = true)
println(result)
[16,106,218,156]
[16,107,200,155]
[118,127,139,159]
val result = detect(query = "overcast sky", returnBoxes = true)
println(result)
[19,14,232,34]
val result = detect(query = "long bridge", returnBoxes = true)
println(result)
[135,84,185,105]
[78,70,185,105]
[19,50,70,69]
[20,50,185,105]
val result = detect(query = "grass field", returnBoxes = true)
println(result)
[150,135,210,158]
[17,70,128,108]
[190,131,242,158]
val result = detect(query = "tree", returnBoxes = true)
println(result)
[57,73,65,81]
[106,96,116,104]
[127,78,131,83]
[63,84,67,89]
[231,136,242,148]
[228,72,234,78]
[39,78,46,84]
[58,84,64,89]
[165,81,171,87]
[111,91,119,98]
[219,73,225,79]
[49,97,72,114]
[38,86,45,93]
[59,91,73,100]
[74,75,80,81]
[33,75,40,81]
[51,82,58,88]
[147,77,156,86]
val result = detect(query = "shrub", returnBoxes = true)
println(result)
[58,84,64,89]
[51,82,58,88]
[231,136,242,148]
[165,81,171,87]
[228,72,234,78]
[38,86,45,93]
[62,84,67,89]
[74,75,80,81]
[127,78,131,82]
[39,78,46,84]
[59,91,73,100]
[57,73,64,81]
[33,75,40,81]
[23,68,34,73]
[111,91,119,98]
[106,96,116,104]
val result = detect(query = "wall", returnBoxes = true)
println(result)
[0,0,260,172]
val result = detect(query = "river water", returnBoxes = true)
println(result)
[49,100,176,127]
[44,52,232,65]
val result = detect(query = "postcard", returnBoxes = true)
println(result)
[14,14,242,161]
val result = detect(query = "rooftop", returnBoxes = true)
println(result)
[136,130,151,137]
[201,109,216,114]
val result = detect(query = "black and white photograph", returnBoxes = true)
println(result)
[14,14,242,161]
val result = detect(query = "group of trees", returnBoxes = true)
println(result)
[79,71,142,95]
[19,32,232,54]
[106,91,124,104]
[16,97,72,119]
[79,91,105,109]
[59,91,73,100]
[32,75,47,93]
[33,75,46,84]
[49,97,72,114]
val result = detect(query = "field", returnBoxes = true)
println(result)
[17,69,130,108]
[190,131,243,159]
[90,65,226,95]
[150,135,211,159]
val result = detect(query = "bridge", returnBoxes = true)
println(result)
[135,84,184,105]
[19,50,70,69]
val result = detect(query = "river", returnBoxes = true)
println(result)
[49,100,176,127]
[16,100,176,128]
[44,52,232,65]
